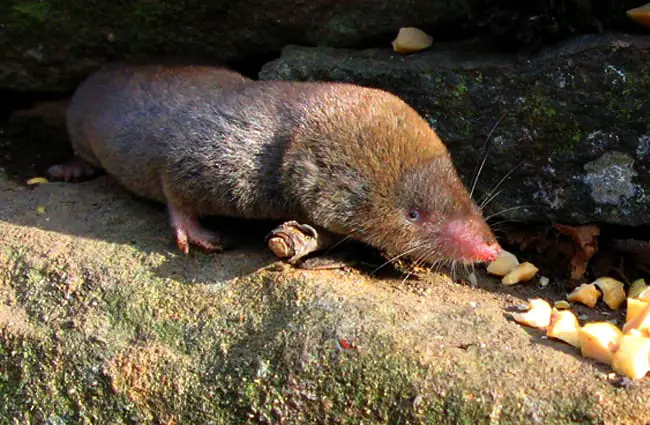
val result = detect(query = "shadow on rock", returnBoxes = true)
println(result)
[0,176,283,283]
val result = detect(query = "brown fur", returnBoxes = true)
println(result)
[53,63,499,263]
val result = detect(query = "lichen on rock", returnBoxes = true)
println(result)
[583,151,640,205]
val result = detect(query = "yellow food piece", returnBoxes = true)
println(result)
[627,3,650,28]
[627,329,643,337]
[26,176,49,185]
[611,334,650,380]
[487,250,519,276]
[579,322,622,365]
[502,262,539,285]
[546,309,581,348]
[567,283,600,308]
[392,27,433,53]
[593,277,625,310]
[623,302,650,335]
[626,298,649,324]
[554,300,571,310]
[637,287,650,301]
[511,298,552,330]
[628,278,648,299]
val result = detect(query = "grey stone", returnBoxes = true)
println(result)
[583,151,639,206]
[260,34,650,226]
[3,0,649,91]
[1,0,472,91]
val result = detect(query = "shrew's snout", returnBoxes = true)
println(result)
[438,218,501,263]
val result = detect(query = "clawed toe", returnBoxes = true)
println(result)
[169,205,224,254]
[174,227,223,254]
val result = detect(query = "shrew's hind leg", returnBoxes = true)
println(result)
[162,180,225,254]
[48,156,98,181]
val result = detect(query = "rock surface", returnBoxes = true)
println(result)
[260,33,650,226]
[3,2,650,423]
[2,0,473,91]
[3,0,649,91]
[1,175,649,424]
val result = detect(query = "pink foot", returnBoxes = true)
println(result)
[168,205,223,254]
[48,156,97,181]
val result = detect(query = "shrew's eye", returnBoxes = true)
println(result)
[407,209,420,222]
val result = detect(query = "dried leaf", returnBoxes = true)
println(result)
[554,224,600,282]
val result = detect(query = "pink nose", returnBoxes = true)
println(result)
[473,241,501,262]
[440,219,502,263]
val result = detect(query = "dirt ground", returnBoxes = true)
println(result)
[1,125,649,424]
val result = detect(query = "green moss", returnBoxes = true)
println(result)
[11,0,51,22]
[517,88,583,157]
[0,330,130,424]
[453,81,468,98]
[525,89,557,121]
[427,74,481,141]
[0,239,639,424]
[606,63,650,122]
[0,249,417,423]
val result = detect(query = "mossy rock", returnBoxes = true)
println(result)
[1,169,649,423]
[260,34,650,226]
[2,0,476,91]
[4,0,650,91]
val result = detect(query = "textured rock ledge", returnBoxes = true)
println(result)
[2,0,471,91]
[3,0,649,91]
[260,33,650,226]
[1,176,649,424]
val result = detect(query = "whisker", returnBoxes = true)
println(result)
[485,218,510,226]
[402,249,433,283]
[487,227,506,236]
[402,259,423,284]
[370,244,427,275]
[420,250,438,275]
[470,153,488,199]
[425,248,444,274]
[435,260,445,275]
[401,259,420,283]
[470,111,507,198]
[479,160,524,210]
[401,273,412,284]
[426,261,436,275]
[479,189,503,210]
[422,252,440,276]
[401,246,440,283]
[486,223,507,231]
[324,232,357,254]
[414,251,430,271]
[484,204,534,221]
